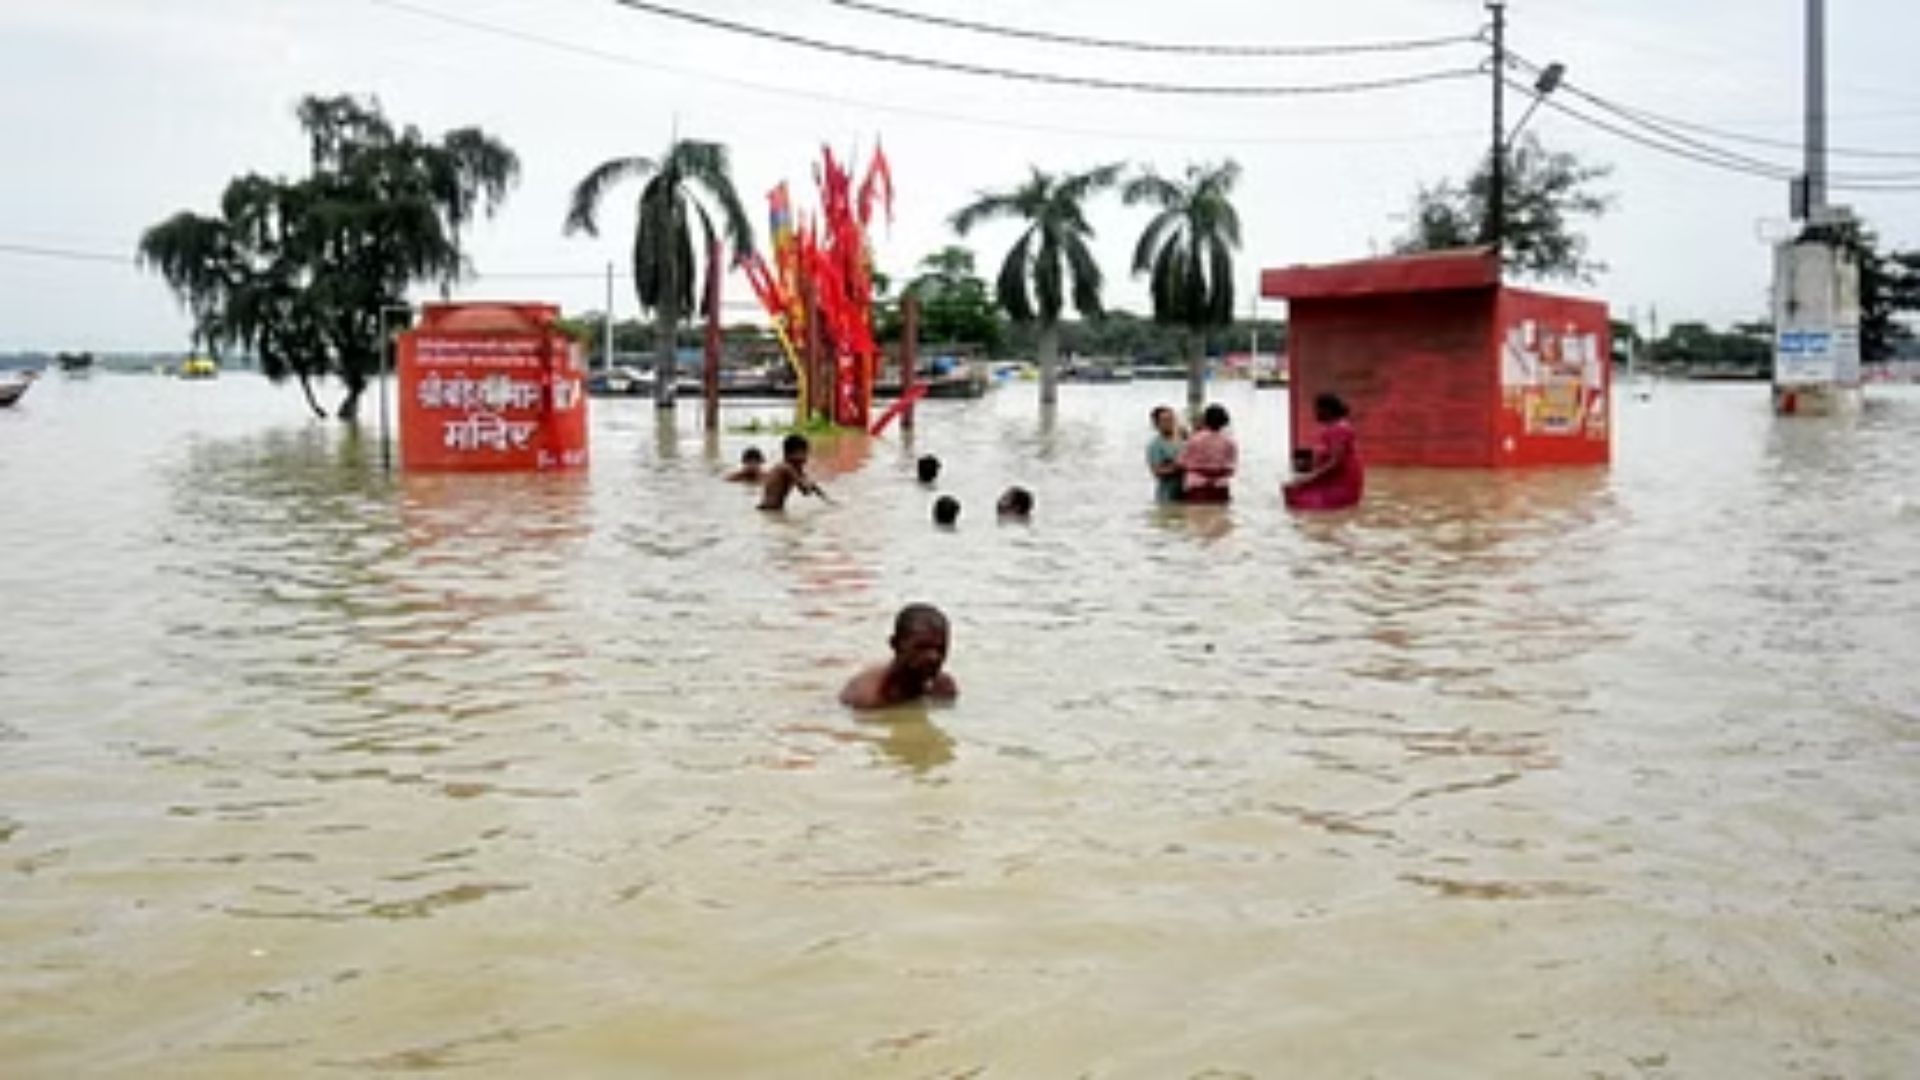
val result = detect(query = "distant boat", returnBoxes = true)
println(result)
[0,372,35,408]
[178,357,218,379]
[56,351,95,373]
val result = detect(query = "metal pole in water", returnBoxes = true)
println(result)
[379,311,393,472]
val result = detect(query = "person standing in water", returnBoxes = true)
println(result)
[840,603,959,709]
[1145,406,1186,503]
[1286,393,1364,511]
[1177,404,1238,504]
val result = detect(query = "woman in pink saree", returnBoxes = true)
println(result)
[1285,394,1364,512]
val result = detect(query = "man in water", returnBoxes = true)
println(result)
[725,447,766,483]
[840,603,959,709]
[1146,406,1185,503]
[759,434,827,510]
[917,454,942,485]
[932,495,961,527]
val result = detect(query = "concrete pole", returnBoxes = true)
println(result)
[901,291,919,432]
[603,261,614,372]
[1805,0,1828,215]
[1487,0,1507,255]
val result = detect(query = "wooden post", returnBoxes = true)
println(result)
[702,236,722,431]
[803,278,825,423]
[901,292,919,431]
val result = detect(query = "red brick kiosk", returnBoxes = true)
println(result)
[1261,249,1611,468]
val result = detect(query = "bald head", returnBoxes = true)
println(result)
[893,603,948,640]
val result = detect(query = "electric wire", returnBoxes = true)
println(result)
[609,0,1482,98]
[823,0,1480,57]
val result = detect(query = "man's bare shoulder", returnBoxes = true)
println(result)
[839,666,889,708]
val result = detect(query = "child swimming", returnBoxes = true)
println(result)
[725,447,766,483]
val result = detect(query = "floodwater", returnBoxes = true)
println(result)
[3,372,1918,1078]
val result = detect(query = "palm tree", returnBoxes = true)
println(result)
[1124,160,1244,414]
[951,165,1120,405]
[564,139,755,408]
[430,127,522,295]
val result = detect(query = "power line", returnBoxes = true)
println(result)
[1508,54,1920,165]
[1528,88,1920,192]
[371,0,1479,147]
[0,241,134,266]
[608,0,1483,97]
[824,0,1479,58]
[1563,80,1920,182]
[1508,70,1920,184]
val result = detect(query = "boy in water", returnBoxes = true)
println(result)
[1146,406,1185,503]
[759,434,827,510]
[840,603,959,709]
[725,447,766,483]
[917,454,942,485]
[1177,404,1238,503]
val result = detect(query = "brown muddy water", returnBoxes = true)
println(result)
[2,372,1918,1077]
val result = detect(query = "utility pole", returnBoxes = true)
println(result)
[1772,0,1860,415]
[1804,0,1828,215]
[1486,0,1507,256]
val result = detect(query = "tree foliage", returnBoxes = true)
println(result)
[898,245,1003,351]
[139,95,518,420]
[564,139,754,404]
[951,164,1120,402]
[1396,134,1612,283]
[1812,221,1920,364]
[951,164,1120,326]
[1124,160,1244,409]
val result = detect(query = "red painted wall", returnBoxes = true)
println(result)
[1288,290,1498,468]
[398,303,590,472]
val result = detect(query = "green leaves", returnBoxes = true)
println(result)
[138,94,519,416]
[1396,133,1612,283]
[1125,160,1243,335]
[566,138,756,323]
[952,164,1120,327]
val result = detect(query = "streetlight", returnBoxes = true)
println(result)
[1508,62,1566,145]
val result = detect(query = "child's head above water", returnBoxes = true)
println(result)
[741,447,765,467]
[932,495,960,526]
[1151,405,1178,437]
[1201,404,1231,432]
[917,454,941,484]
[782,433,810,465]
[1314,393,1351,424]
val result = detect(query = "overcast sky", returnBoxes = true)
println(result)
[3,0,1917,351]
